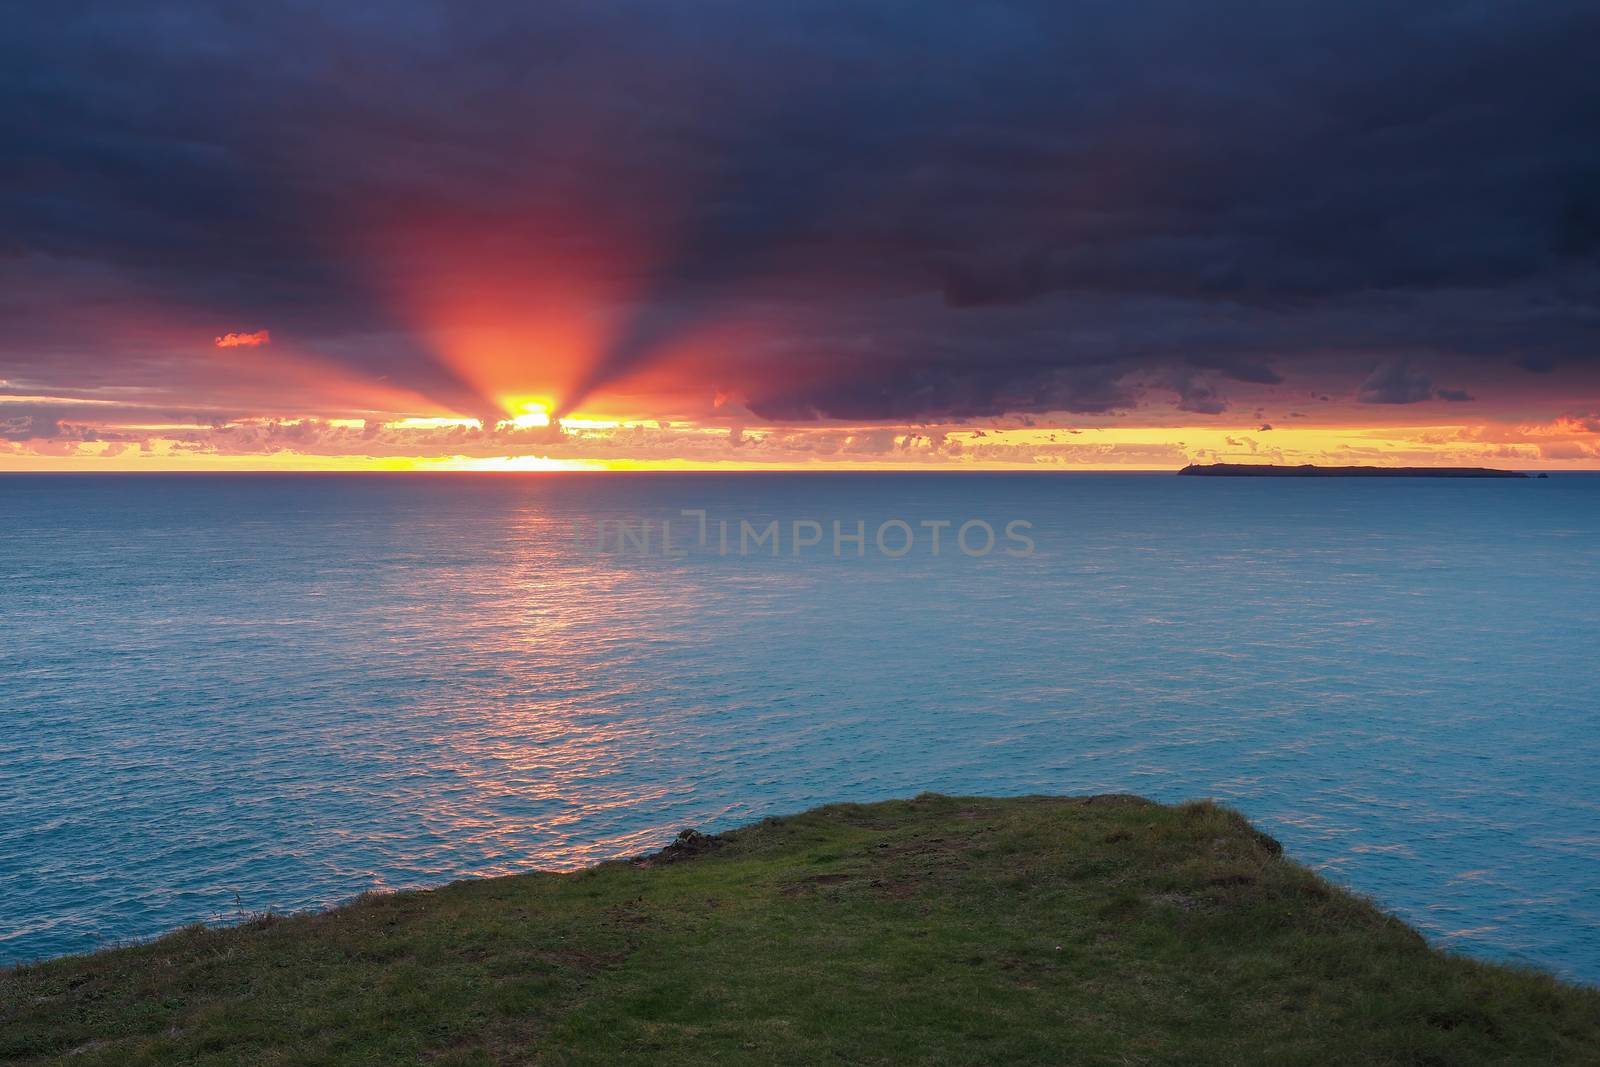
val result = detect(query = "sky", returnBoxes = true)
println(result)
[3,0,1599,470]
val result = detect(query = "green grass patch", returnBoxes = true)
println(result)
[3,794,1596,1065]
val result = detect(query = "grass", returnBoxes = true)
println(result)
[3,793,1597,1065]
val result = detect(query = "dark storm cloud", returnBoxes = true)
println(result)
[744,357,1137,422]
[2,0,1598,421]
[1358,362,1437,405]
[1184,354,1284,386]
[1172,372,1229,416]
[1356,360,1476,405]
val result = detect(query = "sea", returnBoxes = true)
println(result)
[1,472,1596,982]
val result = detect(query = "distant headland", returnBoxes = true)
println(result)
[1179,463,1536,478]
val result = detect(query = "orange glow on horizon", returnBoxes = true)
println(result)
[4,417,1596,472]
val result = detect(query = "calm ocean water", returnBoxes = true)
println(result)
[1,473,1596,981]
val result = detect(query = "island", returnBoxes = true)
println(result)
[1179,462,1535,478]
[4,794,1595,1064]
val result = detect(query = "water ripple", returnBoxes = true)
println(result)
[1,473,1597,983]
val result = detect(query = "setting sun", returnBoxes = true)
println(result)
[502,398,553,430]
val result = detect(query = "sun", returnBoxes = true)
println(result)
[502,397,552,430]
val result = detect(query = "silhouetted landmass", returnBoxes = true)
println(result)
[1179,463,1532,478]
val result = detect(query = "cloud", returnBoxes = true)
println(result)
[0,410,113,442]
[1,1,1597,424]
[1540,442,1599,460]
[1515,354,1559,374]
[1357,362,1436,405]
[1185,354,1284,386]
[0,415,57,440]
[214,330,271,349]
[1353,363,1479,405]
[1173,372,1228,415]
[1553,413,1600,434]
[743,358,1138,421]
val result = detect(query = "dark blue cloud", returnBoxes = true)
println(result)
[2,0,1597,419]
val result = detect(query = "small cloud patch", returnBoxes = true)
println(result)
[215,329,271,348]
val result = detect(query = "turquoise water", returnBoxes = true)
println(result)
[1,473,1596,981]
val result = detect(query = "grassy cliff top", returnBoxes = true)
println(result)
[4,794,1596,1065]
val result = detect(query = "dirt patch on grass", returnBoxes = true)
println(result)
[805,873,853,886]
[781,872,859,895]
[1147,892,1202,912]
[870,878,921,899]
[1204,872,1258,888]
